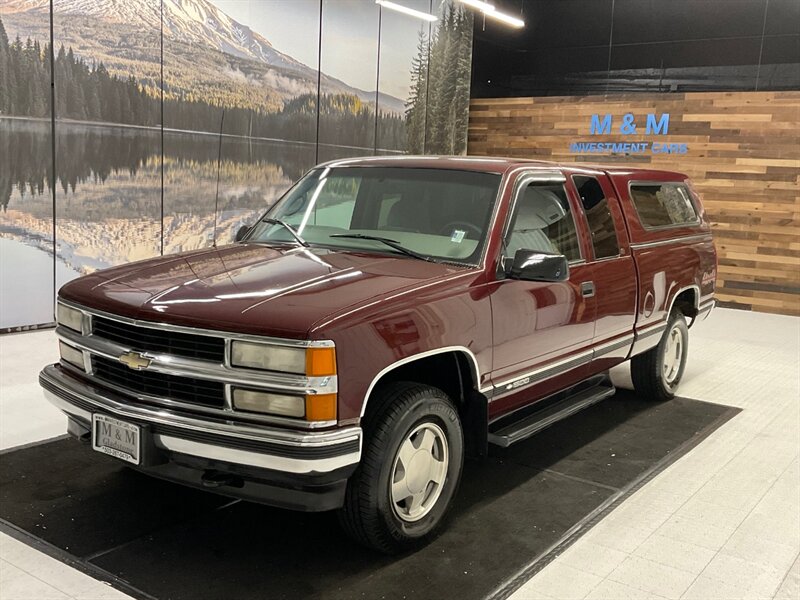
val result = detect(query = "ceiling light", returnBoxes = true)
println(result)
[457,0,496,11]
[455,0,525,29]
[484,9,525,28]
[375,0,438,22]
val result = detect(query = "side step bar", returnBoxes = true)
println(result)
[488,381,616,448]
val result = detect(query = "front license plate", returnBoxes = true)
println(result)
[92,414,141,465]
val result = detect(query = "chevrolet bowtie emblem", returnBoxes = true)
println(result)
[118,352,151,371]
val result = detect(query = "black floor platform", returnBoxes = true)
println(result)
[0,392,738,600]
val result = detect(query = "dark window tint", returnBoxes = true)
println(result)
[507,183,581,262]
[630,183,699,228]
[573,176,620,259]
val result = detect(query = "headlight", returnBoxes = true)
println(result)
[232,389,305,417]
[230,342,306,373]
[232,388,337,421]
[59,342,85,371]
[56,303,84,333]
[230,341,337,421]
[230,342,336,376]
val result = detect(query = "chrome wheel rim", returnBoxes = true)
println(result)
[662,325,684,385]
[390,422,449,523]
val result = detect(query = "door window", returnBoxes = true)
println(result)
[506,182,581,262]
[573,175,620,259]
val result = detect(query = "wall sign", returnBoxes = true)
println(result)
[569,113,688,156]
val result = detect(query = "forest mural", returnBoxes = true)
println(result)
[0,0,474,330]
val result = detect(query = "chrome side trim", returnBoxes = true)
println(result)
[41,365,361,474]
[636,322,668,338]
[360,346,483,417]
[697,299,715,321]
[629,322,668,356]
[629,233,712,250]
[491,334,634,399]
[491,348,594,399]
[58,299,334,348]
[593,334,635,358]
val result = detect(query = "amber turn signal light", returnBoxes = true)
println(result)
[306,347,336,377]
[305,393,337,421]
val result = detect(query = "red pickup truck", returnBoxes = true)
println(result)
[41,157,716,552]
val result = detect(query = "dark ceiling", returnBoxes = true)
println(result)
[470,0,800,97]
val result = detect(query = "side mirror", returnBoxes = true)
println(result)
[235,225,250,242]
[506,250,569,282]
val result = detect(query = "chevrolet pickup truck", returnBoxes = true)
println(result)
[40,157,716,553]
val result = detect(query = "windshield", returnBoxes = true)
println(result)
[244,167,502,264]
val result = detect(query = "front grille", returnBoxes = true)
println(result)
[92,317,226,363]
[92,356,225,408]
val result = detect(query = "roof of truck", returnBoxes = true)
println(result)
[316,155,688,180]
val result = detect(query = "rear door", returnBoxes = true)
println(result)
[565,169,637,370]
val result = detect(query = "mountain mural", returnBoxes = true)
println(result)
[0,0,475,329]
[0,0,406,117]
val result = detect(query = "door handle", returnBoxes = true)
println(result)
[580,281,595,298]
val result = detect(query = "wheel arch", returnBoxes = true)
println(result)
[361,347,488,458]
[669,284,700,320]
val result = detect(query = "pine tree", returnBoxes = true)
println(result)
[452,7,473,154]
[405,30,430,153]
[0,17,11,114]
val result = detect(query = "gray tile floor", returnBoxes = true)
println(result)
[1,308,798,600]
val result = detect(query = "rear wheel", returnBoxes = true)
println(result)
[631,310,689,401]
[338,382,463,554]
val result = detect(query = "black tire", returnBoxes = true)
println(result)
[338,382,464,554]
[631,310,689,402]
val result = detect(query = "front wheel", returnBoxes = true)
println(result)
[631,310,689,401]
[338,382,463,554]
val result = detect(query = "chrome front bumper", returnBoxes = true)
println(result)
[40,364,362,476]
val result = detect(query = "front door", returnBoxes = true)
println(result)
[488,173,596,416]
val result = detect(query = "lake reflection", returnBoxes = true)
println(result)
[0,119,318,262]
[0,237,78,329]
[0,118,320,327]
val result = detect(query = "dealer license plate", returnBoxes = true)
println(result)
[92,414,141,465]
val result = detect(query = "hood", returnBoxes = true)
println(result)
[59,243,468,338]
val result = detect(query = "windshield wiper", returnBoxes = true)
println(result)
[262,218,309,247]
[329,234,436,262]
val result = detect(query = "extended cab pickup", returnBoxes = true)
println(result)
[41,157,716,552]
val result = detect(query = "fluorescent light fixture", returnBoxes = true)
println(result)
[484,9,525,28]
[376,0,438,22]
[455,0,525,29]
[457,0,495,11]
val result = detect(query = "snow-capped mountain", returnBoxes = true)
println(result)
[1,0,405,112]
[2,0,312,76]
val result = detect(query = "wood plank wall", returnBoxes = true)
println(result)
[468,91,800,316]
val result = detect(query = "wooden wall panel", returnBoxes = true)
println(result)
[468,91,800,316]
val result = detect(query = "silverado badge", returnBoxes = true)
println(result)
[118,352,151,371]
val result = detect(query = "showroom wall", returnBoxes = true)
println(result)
[468,0,799,316]
[0,0,473,330]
